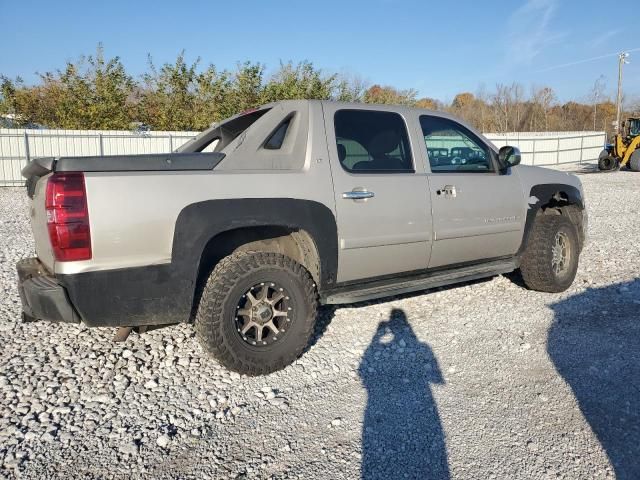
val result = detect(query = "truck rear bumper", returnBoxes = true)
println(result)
[16,258,80,324]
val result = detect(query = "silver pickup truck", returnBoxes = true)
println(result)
[17,100,587,375]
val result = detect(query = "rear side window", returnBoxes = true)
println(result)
[334,110,413,173]
[179,108,270,153]
[263,116,293,150]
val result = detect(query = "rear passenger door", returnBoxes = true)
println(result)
[418,114,525,268]
[322,104,432,283]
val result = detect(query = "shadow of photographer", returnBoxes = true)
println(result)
[358,308,449,479]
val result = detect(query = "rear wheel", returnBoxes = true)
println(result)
[629,150,640,172]
[598,154,619,171]
[195,251,317,375]
[519,215,580,293]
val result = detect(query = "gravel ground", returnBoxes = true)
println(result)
[1,165,639,479]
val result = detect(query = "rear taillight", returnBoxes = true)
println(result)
[45,172,92,261]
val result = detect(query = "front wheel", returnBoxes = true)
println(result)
[519,215,580,293]
[195,251,318,375]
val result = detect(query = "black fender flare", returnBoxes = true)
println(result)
[59,199,338,327]
[171,198,339,292]
[517,183,584,255]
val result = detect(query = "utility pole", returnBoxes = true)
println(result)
[615,52,630,134]
[591,75,605,132]
[593,91,598,131]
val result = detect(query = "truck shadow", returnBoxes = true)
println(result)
[358,308,449,479]
[548,279,640,479]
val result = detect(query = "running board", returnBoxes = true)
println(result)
[321,258,518,305]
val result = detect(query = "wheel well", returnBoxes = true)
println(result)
[539,191,571,213]
[190,226,320,320]
[199,226,320,282]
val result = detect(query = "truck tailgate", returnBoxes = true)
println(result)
[21,152,226,274]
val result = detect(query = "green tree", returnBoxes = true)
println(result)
[334,74,367,102]
[0,76,17,116]
[261,61,336,103]
[223,62,265,117]
[1,44,620,133]
[137,52,200,130]
[53,45,133,129]
[1,45,133,129]
[192,65,233,129]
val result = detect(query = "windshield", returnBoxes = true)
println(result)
[629,119,640,137]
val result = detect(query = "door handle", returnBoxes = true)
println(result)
[437,185,457,197]
[342,189,375,200]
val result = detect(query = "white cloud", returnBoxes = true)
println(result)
[588,29,621,48]
[506,0,565,66]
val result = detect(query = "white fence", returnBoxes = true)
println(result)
[485,131,606,167]
[0,128,198,186]
[0,128,606,186]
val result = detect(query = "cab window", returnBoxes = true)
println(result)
[420,116,493,172]
[334,110,414,173]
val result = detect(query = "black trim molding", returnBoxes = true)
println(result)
[54,152,225,172]
[59,198,338,327]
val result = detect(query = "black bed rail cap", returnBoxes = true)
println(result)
[54,152,226,173]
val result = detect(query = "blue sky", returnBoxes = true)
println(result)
[2,0,639,104]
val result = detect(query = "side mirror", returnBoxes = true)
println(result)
[498,146,521,170]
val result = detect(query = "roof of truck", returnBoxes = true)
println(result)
[262,99,446,117]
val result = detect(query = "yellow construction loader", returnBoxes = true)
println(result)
[598,117,640,171]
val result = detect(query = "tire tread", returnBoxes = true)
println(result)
[520,215,578,293]
[195,251,317,376]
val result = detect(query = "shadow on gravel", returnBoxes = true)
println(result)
[358,309,449,479]
[548,279,640,480]
[307,278,493,352]
[306,306,336,351]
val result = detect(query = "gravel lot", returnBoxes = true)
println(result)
[1,165,639,479]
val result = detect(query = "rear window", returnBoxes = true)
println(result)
[334,110,413,173]
[263,115,293,150]
[178,109,270,153]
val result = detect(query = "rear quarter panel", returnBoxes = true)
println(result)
[54,102,336,276]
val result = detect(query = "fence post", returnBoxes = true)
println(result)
[23,132,31,163]
[556,137,560,165]
[98,133,104,156]
[169,134,173,152]
[531,137,536,166]
[579,136,584,164]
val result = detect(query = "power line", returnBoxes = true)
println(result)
[535,47,640,73]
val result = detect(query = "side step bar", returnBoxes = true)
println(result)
[321,258,518,305]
